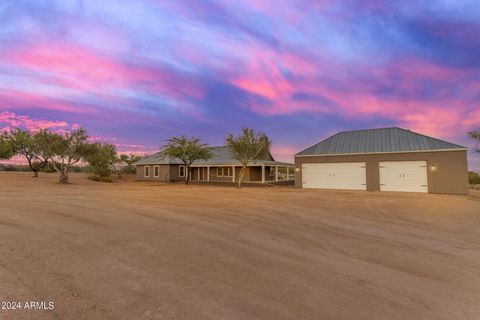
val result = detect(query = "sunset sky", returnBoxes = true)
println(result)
[0,1,479,169]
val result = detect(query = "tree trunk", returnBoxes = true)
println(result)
[185,167,190,185]
[237,165,247,188]
[59,168,69,184]
[26,157,38,178]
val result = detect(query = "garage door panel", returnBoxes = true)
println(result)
[379,161,428,193]
[302,162,366,190]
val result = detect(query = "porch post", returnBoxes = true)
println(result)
[286,166,290,180]
[207,166,210,182]
[232,166,235,183]
[261,165,265,184]
[275,166,278,182]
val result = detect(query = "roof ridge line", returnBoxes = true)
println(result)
[336,126,401,134]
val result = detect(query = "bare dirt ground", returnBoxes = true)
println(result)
[1,172,480,320]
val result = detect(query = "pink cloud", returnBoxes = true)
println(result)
[0,111,71,132]
[228,50,480,141]
[0,89,95,114]
[6,44,123,90]
[3,41,208,122]
[87,134,158,154]
[6,42,206,101]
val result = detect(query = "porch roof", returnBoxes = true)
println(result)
[134,146,293,167]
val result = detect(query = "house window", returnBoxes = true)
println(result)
[144,166,150,177]
[154,166,159,178]
[217,167,232,177]
[179,165,186,177]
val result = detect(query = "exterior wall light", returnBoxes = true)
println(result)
[295,167,300,172]
[430,165,438,172]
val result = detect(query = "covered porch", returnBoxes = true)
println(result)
[189,163,295,184]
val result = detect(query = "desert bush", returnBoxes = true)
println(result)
[119,154,143,174]
[87,175,113,183]
[83,143,117,179]
[70,166,85,173]
[2,165,30,172]
[43,166,56,173]
[468,171,480,185]
[87,175,99,182]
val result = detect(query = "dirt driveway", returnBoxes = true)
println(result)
[1,172,479,320]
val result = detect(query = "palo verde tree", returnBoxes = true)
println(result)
[0,131,14,160]
[83,142,118,181]
[5,129,49,177]
[119,153,143,174]
[226,128,272,188]
[469,130,480,184]
[37,128,89,183]
[469,130,480,152]
[163,135,212,185]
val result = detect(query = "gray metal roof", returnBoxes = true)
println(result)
[296,127,467,156]
[135,146,293,166]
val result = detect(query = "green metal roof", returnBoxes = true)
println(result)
[296,127,467,156]
[135,146,293,166]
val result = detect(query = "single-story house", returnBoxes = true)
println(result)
[135,146,294,184]
[295,127,468,195]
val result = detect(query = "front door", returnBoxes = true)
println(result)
[197,167,207,181]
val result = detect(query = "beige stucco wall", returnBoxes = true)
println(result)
[294,150,468,195]
[169,165,184,182]
[137,164,292,184]
[136,164,170,182]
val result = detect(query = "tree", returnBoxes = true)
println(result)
[163,135,212,185]
[6,129,48,177]
[469,130,480,152]
[83,143,117,181]
[468,171,480,185]
[119,154,143,174]
[0,132,14,160]
[37,128,89,183]
[226,128,271,188]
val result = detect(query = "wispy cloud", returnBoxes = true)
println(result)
[0,0,479,169]
[0,111,73,132]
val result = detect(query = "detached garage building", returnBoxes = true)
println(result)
[295,127,468,195]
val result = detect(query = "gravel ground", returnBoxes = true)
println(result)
[1,172,479,320]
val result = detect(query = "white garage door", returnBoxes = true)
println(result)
[302,162,367,190]
[379,161,428,193]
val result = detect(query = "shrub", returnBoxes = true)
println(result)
[475,184,480,190]
[102,177,113,183]
[87,175,113,183]
[468,171,480,185]
[43,165,56,173]
[83,143,117,178]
